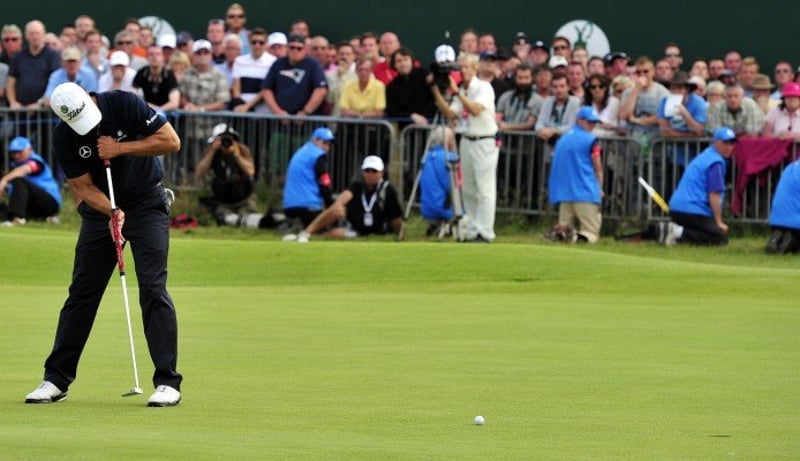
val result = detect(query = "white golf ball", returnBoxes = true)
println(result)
[474,415,485,425]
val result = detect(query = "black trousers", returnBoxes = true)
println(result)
[7,178,59,220]
[670,210,728,246]
[43,184,182,391]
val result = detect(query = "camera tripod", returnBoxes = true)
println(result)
[401,115,467,241]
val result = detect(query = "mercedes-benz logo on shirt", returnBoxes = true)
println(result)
[79,145,92,158]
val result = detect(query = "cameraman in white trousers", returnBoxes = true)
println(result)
[431,52,498,243]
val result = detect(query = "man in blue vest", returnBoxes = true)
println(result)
[0,136,61,226]
[765,159,800,254]
[547,106,604,243]
[661,126,736,246]
[419,126,460,236]
[282,127,335,227]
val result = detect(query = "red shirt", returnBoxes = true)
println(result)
[372,61,397,85]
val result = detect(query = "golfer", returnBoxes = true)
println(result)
[25,82,183,407]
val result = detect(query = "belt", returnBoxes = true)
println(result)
[463,135,495,141]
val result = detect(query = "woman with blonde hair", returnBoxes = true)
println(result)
[168,50,191,83]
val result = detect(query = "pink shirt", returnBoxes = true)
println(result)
[766,106,800,135]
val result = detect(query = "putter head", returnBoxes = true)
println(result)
[122,387,144,397]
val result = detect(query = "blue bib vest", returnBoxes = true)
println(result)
[769,161,800,230]
[420,145,458,221]
[548,125,601,205]
[283,141,326,210]
[669,146,726,216]
[11,152,62,206]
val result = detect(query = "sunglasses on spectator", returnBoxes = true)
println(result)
[250,40,265,45]
[10,150,23,155]
[589,84,606,90]
[227,14,244,18]
[363,168,379,173]
[116,40,133,45]
[288,45,304,51]
[552,45,568,50]
[3,37,20,42]
[635,69,651,75]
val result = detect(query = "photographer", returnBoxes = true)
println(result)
[431,51,498,243]
[195,123,256,225]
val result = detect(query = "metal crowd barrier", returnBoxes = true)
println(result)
[651,138,800,224]
[166,111,396,192]
[0,108,57,176]
[2,104,797,228]
[398,125,647,223]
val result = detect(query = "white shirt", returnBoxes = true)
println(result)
[232,52,277,111]
[97,67,137,93]
[450,77,497,136]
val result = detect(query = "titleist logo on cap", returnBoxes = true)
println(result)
[60,101,86,121]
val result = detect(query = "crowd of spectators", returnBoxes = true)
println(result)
[2,6,799,246]
[0,5,797,143]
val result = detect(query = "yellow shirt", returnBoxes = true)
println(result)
[339,76,386,113]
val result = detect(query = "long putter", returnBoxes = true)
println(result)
[638,176,670,213]
[104,159,143,397]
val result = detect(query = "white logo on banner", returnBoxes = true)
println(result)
[553,20,611,58]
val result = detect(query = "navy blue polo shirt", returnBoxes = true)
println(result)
[261,57,327,114]
[53,90,167,208]
[9,46,61,104]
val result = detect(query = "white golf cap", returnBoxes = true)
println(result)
[157,33,177,49]
[109,50,130,67]
[268,32,287,47]
[361,155,384,172]
[434,44,456,64]
[548,55,568,68]
[50,82,102,135]
[192,39,212,54]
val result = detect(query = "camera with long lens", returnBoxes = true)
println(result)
[429,61,459,92]
[430,44,458,93]
[220,134,234,148]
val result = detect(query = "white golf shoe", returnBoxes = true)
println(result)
[25,380,67,404]
[147,385,181,407]
[296,231,310,243]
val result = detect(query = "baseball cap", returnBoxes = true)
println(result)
[268,32,287,47]
[531,40,548,51]
[176,31,193,47]
[603,51,629,65]
[50,82,103,135]
[548,55,568,68]
[718,69,736,78]
[712,127,737,142]
[61,46,81,61]
[8,136,31,152]
[434,44,456,64]
[192,39,212,54]
[577,106,601,123]
[513,32,529,45]
[311,127,335,142]
[287,34,305,45]
[157,33,177,49]
[207,123,240,143]
[479,52,497,62]
[109,50,130,67]
[361,155,384,172]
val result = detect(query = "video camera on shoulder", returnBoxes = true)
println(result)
[430,44,459,92]
[208,123,240,149]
